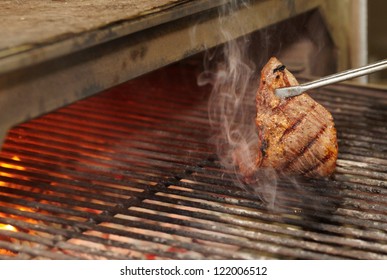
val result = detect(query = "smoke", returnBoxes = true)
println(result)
[198,35,257,173]
[196,0,281,206]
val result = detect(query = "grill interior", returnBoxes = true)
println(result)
[0,57,386,260]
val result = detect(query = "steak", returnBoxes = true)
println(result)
[240,57,338,178]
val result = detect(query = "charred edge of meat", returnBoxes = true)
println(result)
[273,64,286,73]
[260,139,268,158]
[283,124,328,171]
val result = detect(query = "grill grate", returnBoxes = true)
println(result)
[0,60,386,259]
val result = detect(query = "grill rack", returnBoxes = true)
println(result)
[0,61,386,259]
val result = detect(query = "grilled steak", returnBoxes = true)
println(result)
[241,57,338,178]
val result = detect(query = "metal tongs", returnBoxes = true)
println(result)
[275,59,387,98]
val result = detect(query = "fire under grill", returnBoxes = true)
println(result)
[0,59,386,260]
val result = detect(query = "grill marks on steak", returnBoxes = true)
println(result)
[278,103,315,142]
[243,57,338,178]
[283,122,328,171]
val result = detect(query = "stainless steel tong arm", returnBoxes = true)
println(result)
[275,59,387,98]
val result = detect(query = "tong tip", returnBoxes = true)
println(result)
[275,86,304,99]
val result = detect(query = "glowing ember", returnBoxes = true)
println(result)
[0,223,18,256]
[0,155,25,182]
[11,156,22,162]
[0,223,17,232]
[0,156,25,170]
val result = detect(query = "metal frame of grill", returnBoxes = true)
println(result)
[0,58,386,259]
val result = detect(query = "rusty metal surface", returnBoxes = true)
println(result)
[0,0,356,75]
[0,0,227,75]
[1,0,183,51]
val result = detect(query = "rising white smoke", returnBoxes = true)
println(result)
[196,0,282,206]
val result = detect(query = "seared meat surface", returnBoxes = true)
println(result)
[241,57,338,178]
